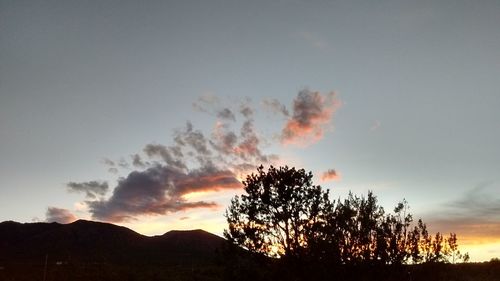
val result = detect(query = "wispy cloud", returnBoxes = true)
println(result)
[192,93,219,113]
[424,181,500,244]
[46,207,77,224]
[281,90,341,146]
[262,98,289,117]
[67,181,108,199]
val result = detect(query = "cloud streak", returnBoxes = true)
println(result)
[67,181,109,199]
[424,181,500,244]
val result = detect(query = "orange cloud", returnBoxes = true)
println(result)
[321,169,341,182]
[176,170,243,194]
[281,90,340,146]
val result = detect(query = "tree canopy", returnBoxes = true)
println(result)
[224,165,331,259]
[224,165,468,268]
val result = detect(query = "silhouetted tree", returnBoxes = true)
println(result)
[224,165,331,262]
[224,165,468,278]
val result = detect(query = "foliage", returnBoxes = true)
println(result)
[225,165,469,270]
[224,165,331,261]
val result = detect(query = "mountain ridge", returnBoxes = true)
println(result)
[0,219,226,265]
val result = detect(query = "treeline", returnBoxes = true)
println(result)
[224,166,468,280]
[306,192,468,265]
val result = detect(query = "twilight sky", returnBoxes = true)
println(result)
[1,0,500,261]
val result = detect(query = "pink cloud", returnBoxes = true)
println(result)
[321,169,341,182]
[281,90,340,146]
[46,207,77,224]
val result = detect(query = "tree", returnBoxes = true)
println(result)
[224,165,468,272]
[224,165,331,261]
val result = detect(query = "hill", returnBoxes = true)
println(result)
[0,220,225,265]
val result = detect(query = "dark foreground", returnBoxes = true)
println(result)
[2,220,499,281]
[2,262,500,281]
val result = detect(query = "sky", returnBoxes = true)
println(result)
[1,0,500,262]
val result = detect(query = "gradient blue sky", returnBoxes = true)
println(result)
[1,0,500,261]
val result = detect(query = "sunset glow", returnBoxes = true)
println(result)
[2,0,499,264]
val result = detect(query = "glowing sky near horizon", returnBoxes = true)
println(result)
[1,0,500,262]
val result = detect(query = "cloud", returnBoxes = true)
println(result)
[103,158,119,173]
[46,207,77,224]
[424,181,500,244]
[102,158,115,166]
[174,121,211,157]
[210,113,276,169]
[144,143,187,170]
[281,90,340,146]
[321,169,341,182]
[217,108,236,121]
[63,92,339,222]
[263,98,289,116]
[192,93,219,113]
[87,163,241,222]
[131,153,147,168]
[67,181,109,199]
[79,97,281,222]
[240,101,254,118]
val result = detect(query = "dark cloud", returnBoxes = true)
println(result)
[174,122,211,157]
[131,153,147,168]
[445,182,500,216]
[263,98,289,116]
[239,99,254,118]
[103,158,119,173]
[102,158,115,166]
[67,181,109,199]
[46,207,77,224]
[82,100,277,222]
[217,108,236,121]
[68,94,349,222]
[144,143,187,170]
[236,120,267,162]
[281,89,340,146]
[87,164,241,222]
[321,169,340,182]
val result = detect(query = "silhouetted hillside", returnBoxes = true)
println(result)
[3,220,499,281]
[0,220,225,265]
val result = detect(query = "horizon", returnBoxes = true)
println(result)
[1,0,499,262]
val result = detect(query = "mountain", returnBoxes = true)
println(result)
[0,220,226,265]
